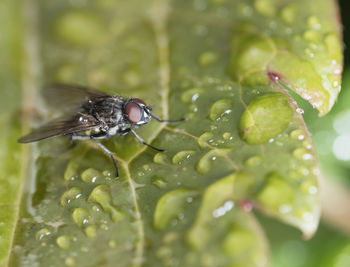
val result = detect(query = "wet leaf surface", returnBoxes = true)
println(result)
[0,0,342,266]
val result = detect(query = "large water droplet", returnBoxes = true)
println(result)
[64,161,79,181]
[56,235,71,250]
[181,88,203,104]
[81,168,101,183]
[153,152,168,165]
[244,155,262,167]
[54,11,104,46]
[60,187,82,207]
[209,99,234,121]
[72,208,90,227]
[84,225,97,238]
[88,185,125,222]
[198,132,214,148]
[65,257,76,267]
[280,3,297,24]
[153,188,199,230]
[152,176,168,189]
[35,228,51,241]
[172,150,196,165]
[293,148,313,161]
[198,51,218,67]
[239,93,293,145]
[254,0,276,16]
[290,129,305,141]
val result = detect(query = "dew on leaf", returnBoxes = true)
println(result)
[72,208,90,227]
[280,3,297,24]
[64,161,79,181]
[181,88,202,104]
[222,132,233,140]
[88,185,125,222]
[65,257,76,267]
[54,11,104,46]
[172,150,196,165]
[35,228,51,241]
[187,173,236,249]
[60,187,82,207]
[244,155,262,167]
[303,30,321,43]
[209,98,234,121]
[307,16,321,30]
[153,188,199,230]
[212,200,234,218]
[84,225,97,238]
[256,172,294,212]
[56,235,71,250]
[239,93,293,145]
[222,228,255,256]
[254,0,276,17]
[198,51,218,67]
[152,176,168,189]
[290,129,305,141]
[81,168,101,183]
[198,132,214,148]
[293,148,313,161]
[153,152,168,165]
[108,240,117,248]
[300,181,318,195]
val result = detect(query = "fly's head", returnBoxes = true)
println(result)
[123,98,152,126]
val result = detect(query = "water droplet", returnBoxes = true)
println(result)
[54,11,104,46]
[35,228,51,241]
[198,51,218,67]
[256,172,294,211]
[293,148,313,161]
[198,132,214,148]
[65,257,76,267]
[72,208,90,227]
[172,150,196,165]
[239,93,293,145]
[307,16,321,30]
[290,129,305,141]
[60,187,82,207]
[222,132,233,140]
[152,176,168,189]
[108,240,117,248]
[64,161,79,181]
[196,149,228,174]
[88,185,125,222]
[254,0,276,16]
[153,188,199,230]
[244,155,262,167]
[181,88,202,103]
[84,225,97,238]
[212,200,234,218]
[209,99,234,121]
[303,30,320,43]
[81,168,101,183]
[300,181,318,195]
[142,164,151,171]
[280,3,297,24]
[296,107,305,115]
[56,235,71,250]
[153,152,168,164]
[302,140,312,150]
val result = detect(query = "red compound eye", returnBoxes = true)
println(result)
[125,102,142,124]
[132,98,147,106]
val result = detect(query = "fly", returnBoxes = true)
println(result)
[18,83,183,177]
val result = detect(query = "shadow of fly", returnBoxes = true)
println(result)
[18,84,183,177]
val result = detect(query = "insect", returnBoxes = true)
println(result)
[18,84,183,177]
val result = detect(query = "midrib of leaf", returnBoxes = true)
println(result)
[6,0,41,265]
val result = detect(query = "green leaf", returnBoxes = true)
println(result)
[1,0,342,266]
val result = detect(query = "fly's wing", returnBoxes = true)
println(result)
[18,113,100,143]
[43,83,110,109]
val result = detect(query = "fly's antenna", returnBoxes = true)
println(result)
[150,112,185,124]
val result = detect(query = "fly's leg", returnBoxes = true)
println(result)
[129,128,165,152]
[149,112,185,124]
[90,136,119,178]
